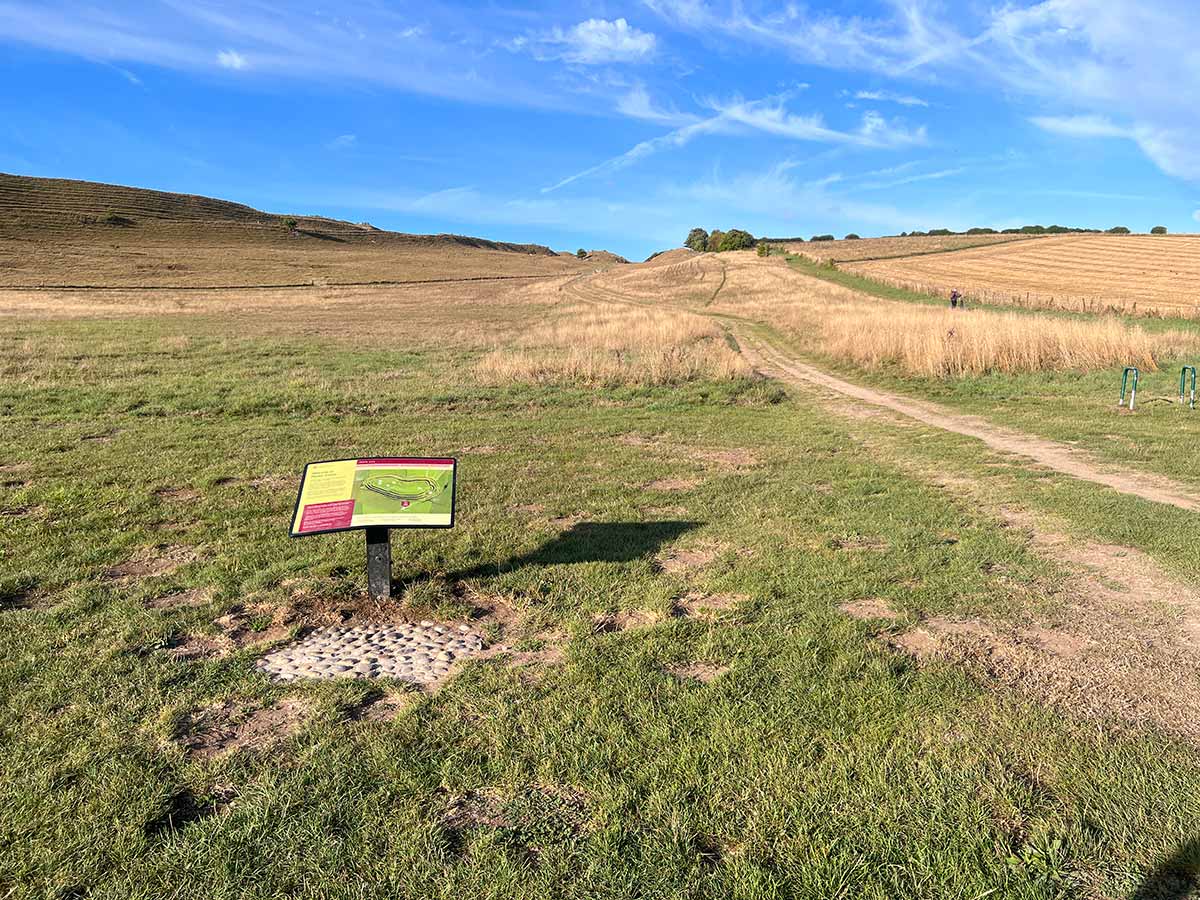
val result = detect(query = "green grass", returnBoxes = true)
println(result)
[3,316,1200,898]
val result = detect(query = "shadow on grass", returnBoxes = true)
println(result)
[1133,837,1200,900]
[394,520,701,592]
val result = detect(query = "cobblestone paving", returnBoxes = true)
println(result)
[256,621,486,684]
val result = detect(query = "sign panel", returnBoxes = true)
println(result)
[289,457,456,536]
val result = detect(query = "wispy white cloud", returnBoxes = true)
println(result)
[615,85,698,126]
[855,90,928,107]
[517,17,657,65]
[216,49,246,70]
[327,133,357,150]
[542,95,926,193]
[643,0,968,75]
[855,167,965,191]
[1030,115,1128,140]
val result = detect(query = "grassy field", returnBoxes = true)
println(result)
[7,188,1200,897]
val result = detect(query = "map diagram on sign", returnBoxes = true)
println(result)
[290,458,456,536]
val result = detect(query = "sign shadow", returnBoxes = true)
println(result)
[396,520,702,592]
[1132,836,1200,899]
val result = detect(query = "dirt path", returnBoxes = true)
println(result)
[739,333,1200,513]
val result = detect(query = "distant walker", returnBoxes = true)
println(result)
[949,289,963,309]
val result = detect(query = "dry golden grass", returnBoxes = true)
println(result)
[784,233,1038,263]
[676,255,1192,377]
[475,297,750,386]
[848,234,1200,317]
[817,307,1185,377]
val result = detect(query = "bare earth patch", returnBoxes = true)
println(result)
[179,697,310,759]
[647,477,703,492]
[665,661,730,683]
[840,597,901,621]
[440,784,588,858]
[829,535,891,552]
[153,486,200,502]
[673,592,746,619]
[591,609,661,633]
[145,587,214,610]
[351,691,419,722]
[0,504,45,518]
[885,509,1200,742]
[658,545,721,575]
[693,448,757,468]
[164,602,294,661]
[106,544,197,580]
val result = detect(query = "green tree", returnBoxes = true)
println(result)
[282,217,299,232]
[576,248,588,259]
[844,233,861,240]
[1106,226,1131,234]
[684,228,709,252]
[1152,225,1168,235]
[718,229,755,251]
[706,229,725,252]
[811,234,835,242]
[756,242,770,257]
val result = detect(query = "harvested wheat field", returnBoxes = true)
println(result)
[848,233,1200,317]
[782,232,1040,263]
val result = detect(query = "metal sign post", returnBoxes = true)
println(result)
[365,527,392,600]
[1181,366,1196,410]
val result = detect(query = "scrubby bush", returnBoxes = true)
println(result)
[1107,226,1131,234]
[576,248,588,259]
[684,228,709,252]
[718,229,755,252]
[844,233,861,240]
[908,230,927,237]
[756,242,770,257]
[966,227,996,235]
[811,234,835,242]
[282,217,299,232]
[1152,225,1168,235]
[1001,228,1021,234]
[706,229,725,252]
[928,228,954,236]
[1020,225,1046,234]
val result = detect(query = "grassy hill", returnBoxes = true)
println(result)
[0,173,597,287]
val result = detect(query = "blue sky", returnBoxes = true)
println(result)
[1,1,1197,260]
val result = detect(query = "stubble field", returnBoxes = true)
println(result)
[848,233,1200,317]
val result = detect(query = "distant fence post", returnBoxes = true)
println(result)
[1119,367,1140,410]
[1181,366,1197,410]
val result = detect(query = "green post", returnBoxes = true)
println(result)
[1119,367,1139,410]
[1181,366,1196,410]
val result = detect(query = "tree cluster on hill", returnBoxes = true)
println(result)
[683,227,758,252]
[896,224,1147,237]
